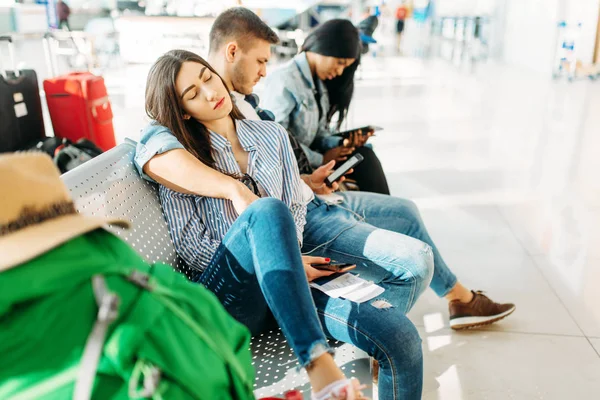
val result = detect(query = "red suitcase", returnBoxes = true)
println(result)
[43,72,116,151]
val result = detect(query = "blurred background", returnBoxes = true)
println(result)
[2,0,598,139]
[1,1,599,399]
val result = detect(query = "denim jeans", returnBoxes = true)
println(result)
[337,191,458,297]
[197,198,331,368]
[303,197,435,400]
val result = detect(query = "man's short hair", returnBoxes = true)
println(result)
[209,7,279,53]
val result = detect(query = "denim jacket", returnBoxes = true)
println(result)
[261,53,340,167]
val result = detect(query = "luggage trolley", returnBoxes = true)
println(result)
[552,21,580,81]
[552,21,600,81]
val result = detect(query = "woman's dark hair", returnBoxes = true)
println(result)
[145,49,245,169]
[301,19,361,130]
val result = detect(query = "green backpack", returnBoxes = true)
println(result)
[0,230,255,400]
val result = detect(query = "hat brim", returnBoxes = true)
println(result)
[0,214,130,271]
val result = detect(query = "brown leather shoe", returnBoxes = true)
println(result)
[449,291,516,330]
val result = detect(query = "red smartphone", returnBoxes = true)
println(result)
[311,262,356,273]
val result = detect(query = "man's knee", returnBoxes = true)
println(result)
[415,243,434,286]
[393,240,434,293]
[399,198,419,215]
[389,197,423,226]
[365,231,434,286]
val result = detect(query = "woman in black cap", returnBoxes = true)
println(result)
[261,19,390,194]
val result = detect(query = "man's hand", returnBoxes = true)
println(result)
[323,146,355,164]
[302,255,337,282]
[230,181,259,215]
[302,161,353,195]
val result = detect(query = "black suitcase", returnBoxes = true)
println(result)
[0,35,46,153]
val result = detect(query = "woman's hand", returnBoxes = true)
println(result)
[230,181,259,215]
[302,161,353,195]
[323,146,355,164]
[302,255,337,282]
[344,129,374,148]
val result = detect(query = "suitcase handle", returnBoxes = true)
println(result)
[42,31,93,77]
[42,32,59,77]
[0,35,18,77]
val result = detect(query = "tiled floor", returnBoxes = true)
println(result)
[347,55,600,399]
[21,40,598,397]
[419,327,600,400]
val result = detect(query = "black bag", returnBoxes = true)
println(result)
[54,138,103,173]
[0,35,46,153]
[31,136,64,156]
[26,136,103,173]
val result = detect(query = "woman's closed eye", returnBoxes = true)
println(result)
[185,73,212,100]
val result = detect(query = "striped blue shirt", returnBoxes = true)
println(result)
[152,119,311,273]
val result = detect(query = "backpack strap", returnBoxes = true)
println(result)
[126,271,254,393]
[73,275,120,400]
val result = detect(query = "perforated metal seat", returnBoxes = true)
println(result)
[61,140,373,398]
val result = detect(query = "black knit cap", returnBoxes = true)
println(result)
[301,19,360,59]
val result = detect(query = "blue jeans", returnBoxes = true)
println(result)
[197,198,331,368]
[303,197,435,400]
[337,191,458,297]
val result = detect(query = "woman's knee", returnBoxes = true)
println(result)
[245,198,292,223]
[244,198,299,246]
[246,197,286,213]
[368,314,423,368]
[355,145,380,164]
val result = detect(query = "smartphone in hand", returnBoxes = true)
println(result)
[326,153,364,186]
[311,262,356,273]
[334,125,383,139]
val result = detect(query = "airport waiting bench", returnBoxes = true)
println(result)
[61,139,373,399]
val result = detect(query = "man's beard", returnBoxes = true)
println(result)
[231,65,252,95]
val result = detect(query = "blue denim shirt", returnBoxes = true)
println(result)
[261,53,340,167]
[134,123,185,182]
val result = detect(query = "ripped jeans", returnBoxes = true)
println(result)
[303,197,435,400]
[336,191,459,297]
[197,198,331,368]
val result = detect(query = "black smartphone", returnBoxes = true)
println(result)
[333,125,383,139]
[311,262,356,272]
[326,153,364,186]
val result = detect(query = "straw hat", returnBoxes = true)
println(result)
[0,152,129,271]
